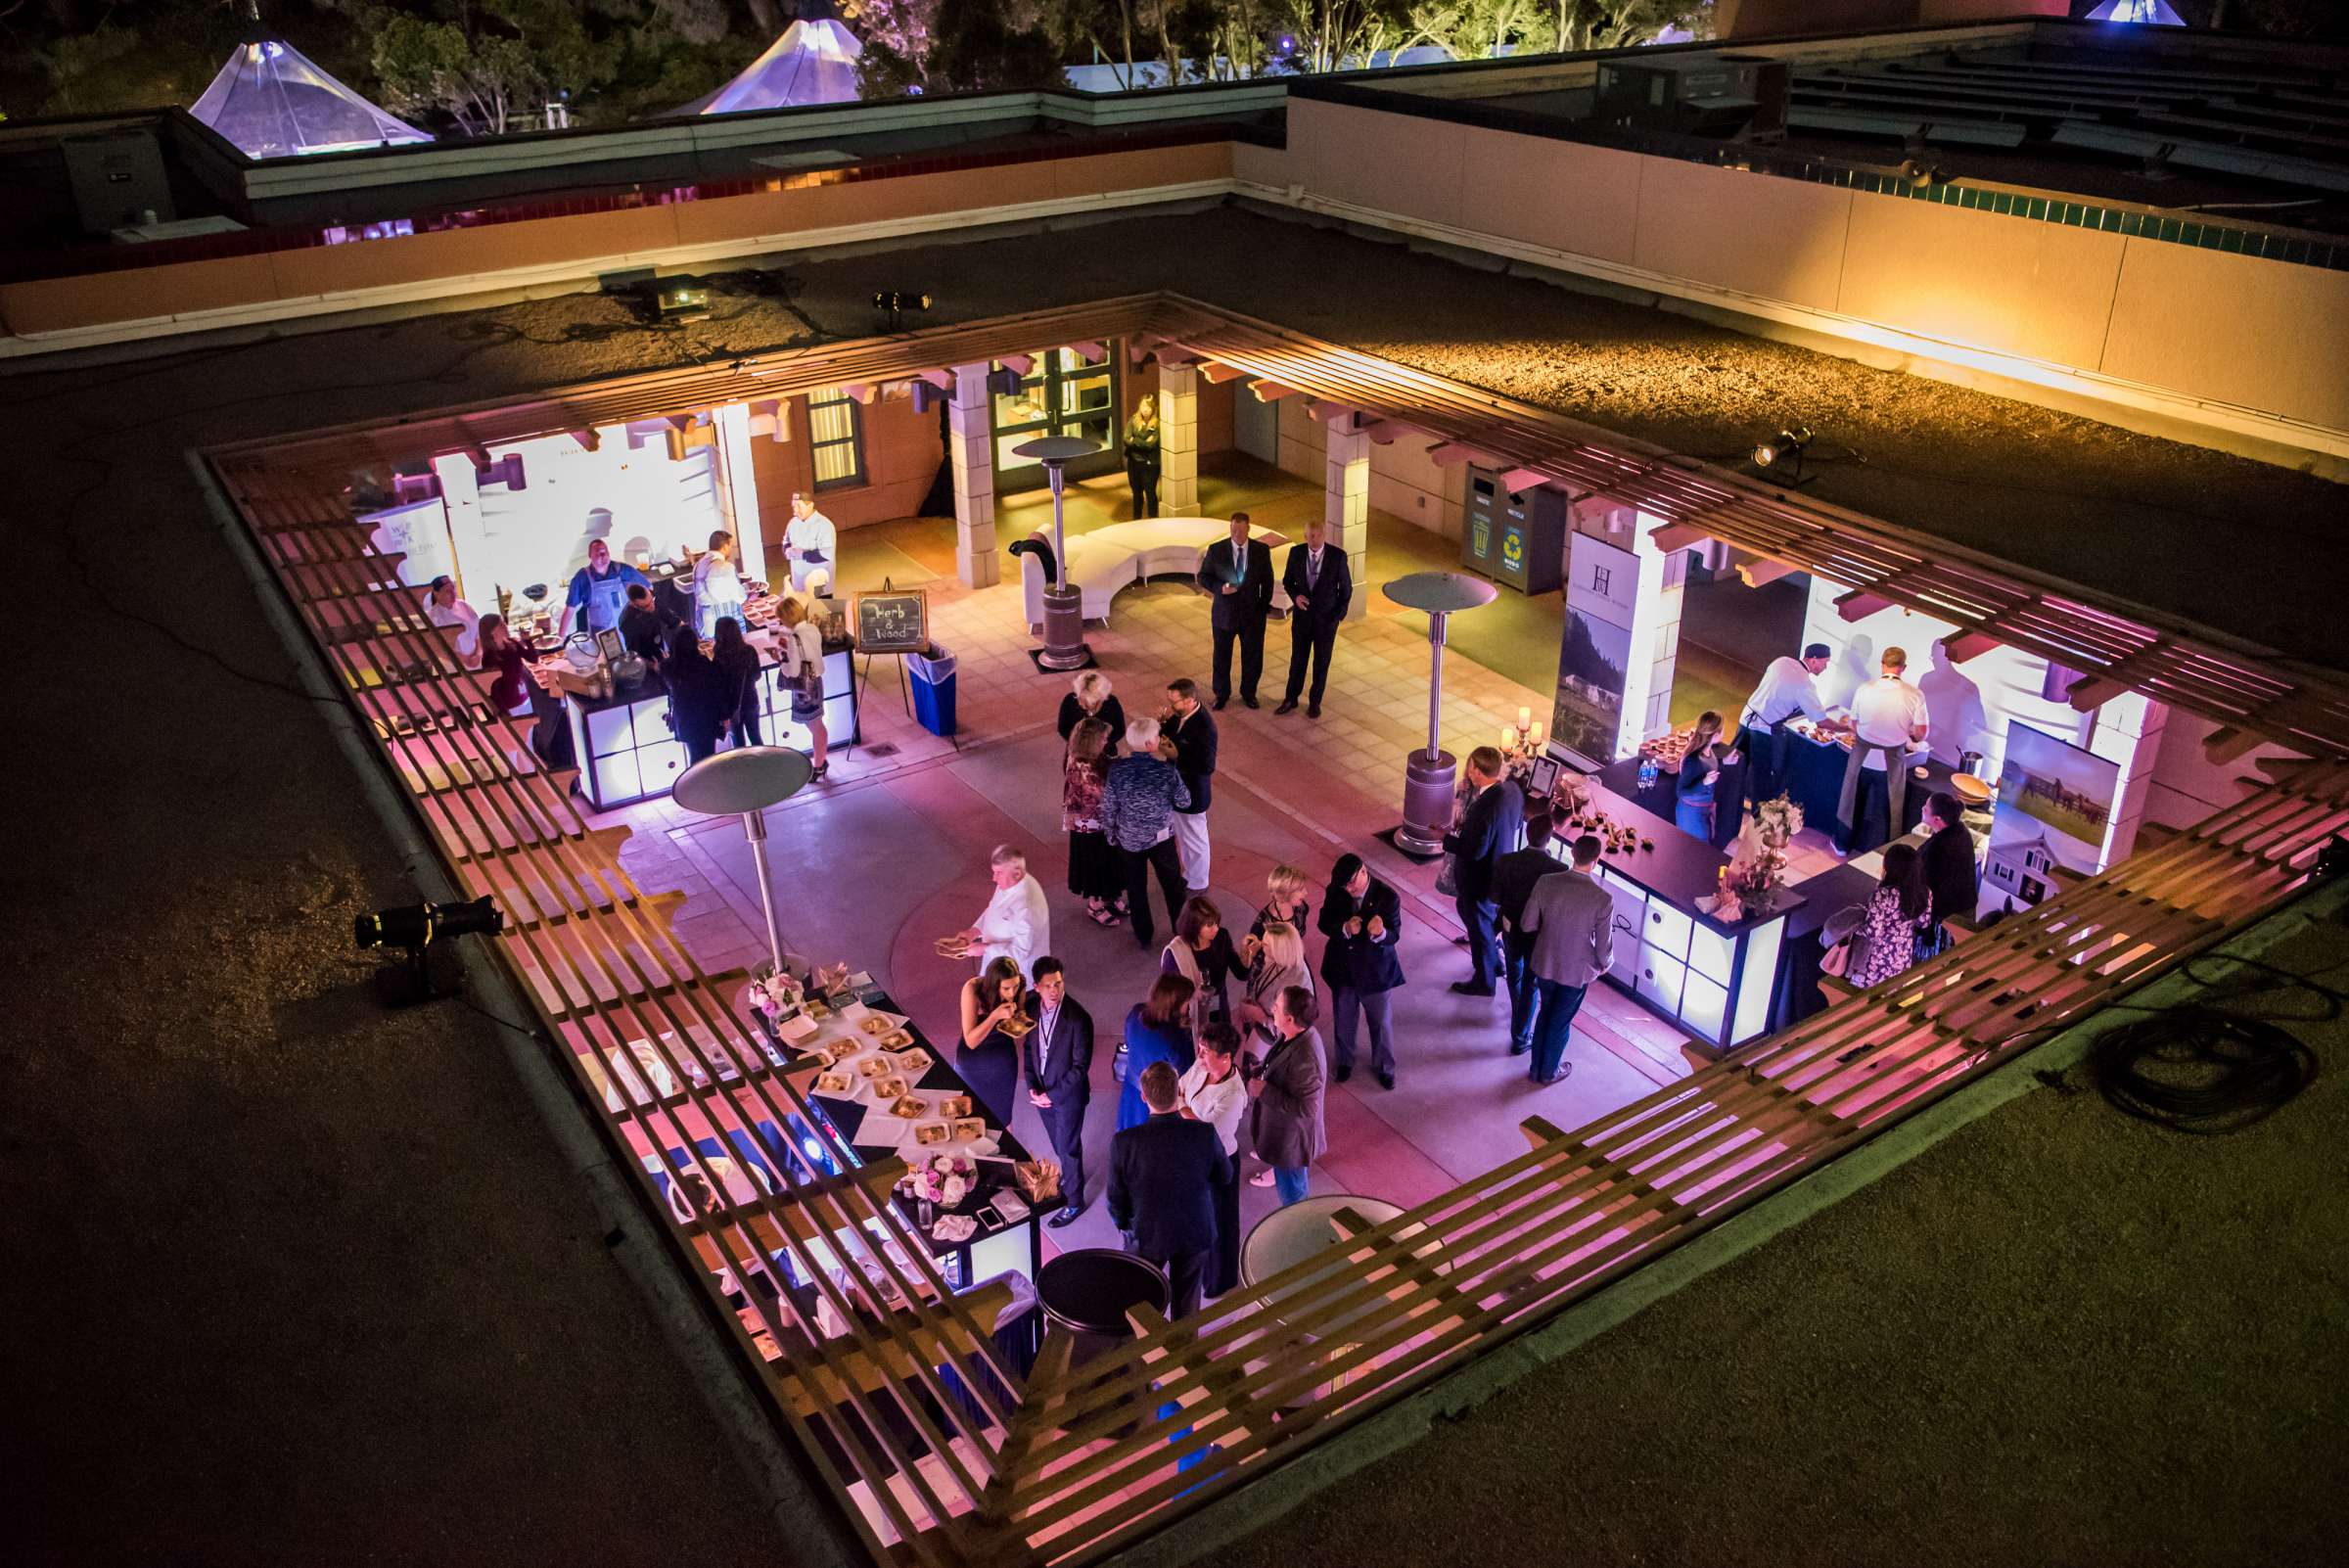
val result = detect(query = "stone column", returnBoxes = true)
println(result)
[1158,361,1200,516]
[1324,423,1371,622]
[947,363,998,588]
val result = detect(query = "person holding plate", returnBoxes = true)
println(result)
[955,957,1026,1127]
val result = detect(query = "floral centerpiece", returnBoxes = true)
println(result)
[903,1152,979,1211]
[745,960,804,1023]
[1711,794,1804,922]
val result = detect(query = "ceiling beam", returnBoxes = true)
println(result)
[1199,361,1249,385]
[1942,629,2002,664]
[1249,381,1300,402]
[1835,588,1893,622]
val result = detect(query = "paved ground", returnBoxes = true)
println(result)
[1223,900,2349,1568]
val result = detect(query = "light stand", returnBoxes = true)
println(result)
[1013,435,1101,671]
[1383,572,1499,856]
[672,747,816,977]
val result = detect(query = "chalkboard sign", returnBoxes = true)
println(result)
[852,590,929,654]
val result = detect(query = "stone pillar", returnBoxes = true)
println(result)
[1324,423,1371,623]
[1555,500,1683,764]
[1158,362,1200,516]
[947,364,998,588]
[711,402,766,587]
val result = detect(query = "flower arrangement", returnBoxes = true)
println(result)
[1712,794,1804,923]
[907,1152,977,1209]
[745,960,803,1022]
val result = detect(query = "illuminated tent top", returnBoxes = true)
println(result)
[2085,1,2187,22]
[675,10,863,115]
[191,30,433,159]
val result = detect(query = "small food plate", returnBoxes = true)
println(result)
[890,1093,928,1119]
[913,1122,950,1146]
[934,1094,973,1120]
[813,1071,853,1095]
[891,1047,932,1076]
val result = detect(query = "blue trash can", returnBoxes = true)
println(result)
[907,645,957,737]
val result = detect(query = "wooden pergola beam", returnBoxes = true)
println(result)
[1248,380,1300,402]
[1943,629,2002,664]
[1648,522,1710,555]
[1835,588,1893,622]
[1427,440,1499,467]
[1198,360,1249,384]
[1736,556,1796,588]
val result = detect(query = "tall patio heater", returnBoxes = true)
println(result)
[672,746,814,976]
[1014,435,1100,671]
[1384,571,1498,855]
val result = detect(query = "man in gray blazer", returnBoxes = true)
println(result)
[1517,834,1615,1084]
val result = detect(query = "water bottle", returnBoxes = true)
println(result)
[1638,757,1658,792]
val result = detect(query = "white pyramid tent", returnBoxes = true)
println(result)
[191,29,433,159]
[675,10,863,116]
[2085,1,2187,23]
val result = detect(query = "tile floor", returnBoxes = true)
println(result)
[581,460,1790,1267]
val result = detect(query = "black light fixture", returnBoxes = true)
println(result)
[874,289,932,331]
[654,275,710,322]
[985,364,1025,397]
[355,895,504,1005]
[1752,426,1814,485]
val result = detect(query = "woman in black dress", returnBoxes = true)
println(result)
[1057,669,1126,755]
[664,624,729,765]
[711,616,762,750]
[955,956,1027,1128]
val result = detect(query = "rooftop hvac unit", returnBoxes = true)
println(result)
[1592,53,1790,142]
[62,128,177,235]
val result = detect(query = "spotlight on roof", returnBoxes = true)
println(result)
[1752,425,1814,485]
[654,276,710,322]
[355,896,504,1006]
[874,290,932,331]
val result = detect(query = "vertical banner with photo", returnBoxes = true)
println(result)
[1555,533,1638,768]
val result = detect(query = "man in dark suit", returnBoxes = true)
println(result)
[1447,747,1523,997]
[1108,1061,1231,1318]
[1275,519,1352,718]
[1491,812,1564,1055]
[1196,511,1275,710]
[1023,956,1094,1228]
[1163,678,1218,893]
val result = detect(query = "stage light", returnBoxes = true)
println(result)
[874,290,932,333]
[1752,426,1813,484]
[655,277,710,322]
[355,896,504,1005]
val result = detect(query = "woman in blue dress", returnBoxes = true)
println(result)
[1674,711,1733,844]
[1116,972,1196,1132]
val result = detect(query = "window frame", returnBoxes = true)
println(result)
[806,388,866,491]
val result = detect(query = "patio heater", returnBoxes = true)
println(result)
[1013,434,1101,671]
[1383,571,1499,856]
[672,746,815,976]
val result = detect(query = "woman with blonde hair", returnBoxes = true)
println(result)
[1124,392,1161,519]
[1248,863,1313,950]
[1237,920,1312,1048]
[775,593,830,779]
[1674,710,1735,845]
[1064,716,1124,927]
[1057,669,1126,753]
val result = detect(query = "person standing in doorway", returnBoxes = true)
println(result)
[1123,393,1161,519]
[1276,519,1351,717]
[782,493,838,596]
[1317,854,1405,1088]
[1741,642,1831,810]
[1834,646,1930,856]
[1023,957,1094,1228]
[1517,834,1614,1084]
[1447,748,1522,997]
[1163,678,1218,893]
[559,537,648,638]
[1109,1062,1228,1320]
[1247,987,1327,1206]
[1197,513,1274,710]
[1492,814,1565,1058]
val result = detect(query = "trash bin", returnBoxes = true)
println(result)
[1036,1248,1169,1368]
[907,644,957,737]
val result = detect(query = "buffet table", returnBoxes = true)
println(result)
[563,633,858,810]
[761,985,1044,1292]
[1540,770,1799,1055]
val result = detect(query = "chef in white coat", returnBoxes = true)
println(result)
[782,493,838,597]
[960,846,1050,977]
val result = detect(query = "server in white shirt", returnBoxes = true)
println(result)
[424,576,481,667]
[961,845,1051,977]
[782,493,839,596]
[1834,645,1931,856]
[1741,642,1831,810]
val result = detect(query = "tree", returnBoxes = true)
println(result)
[1268,0,1409,73]
[363,0,624,135]
[1544,0,1706,54]
[1404,0,1540,60]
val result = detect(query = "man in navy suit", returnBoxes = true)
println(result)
[1024,957,1094,1228]
[1196,511,1275,710]
[1446,747,1523,997]
[1108,1061,1231,1318]
[1275,518,1352,718]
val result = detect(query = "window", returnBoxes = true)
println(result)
[806,389,865,489]
[989,345,1123,490]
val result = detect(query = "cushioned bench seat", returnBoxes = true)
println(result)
[1018,517,1289,630]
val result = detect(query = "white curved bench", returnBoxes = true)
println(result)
[1019,518,1289,631]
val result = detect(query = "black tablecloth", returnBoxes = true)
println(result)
[1776,732,1955,842]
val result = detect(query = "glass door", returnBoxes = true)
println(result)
[990,344,1125,493]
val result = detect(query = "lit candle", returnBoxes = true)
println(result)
[1517,706,1532,730]
[1530,720,1545,748]
[1499,725,1516,750]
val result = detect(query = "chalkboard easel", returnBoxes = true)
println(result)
[851,580,944,740]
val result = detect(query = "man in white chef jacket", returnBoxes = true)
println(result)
[961,846,1050,977]
[1833,645,1931,857]
[782,492,839,597]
